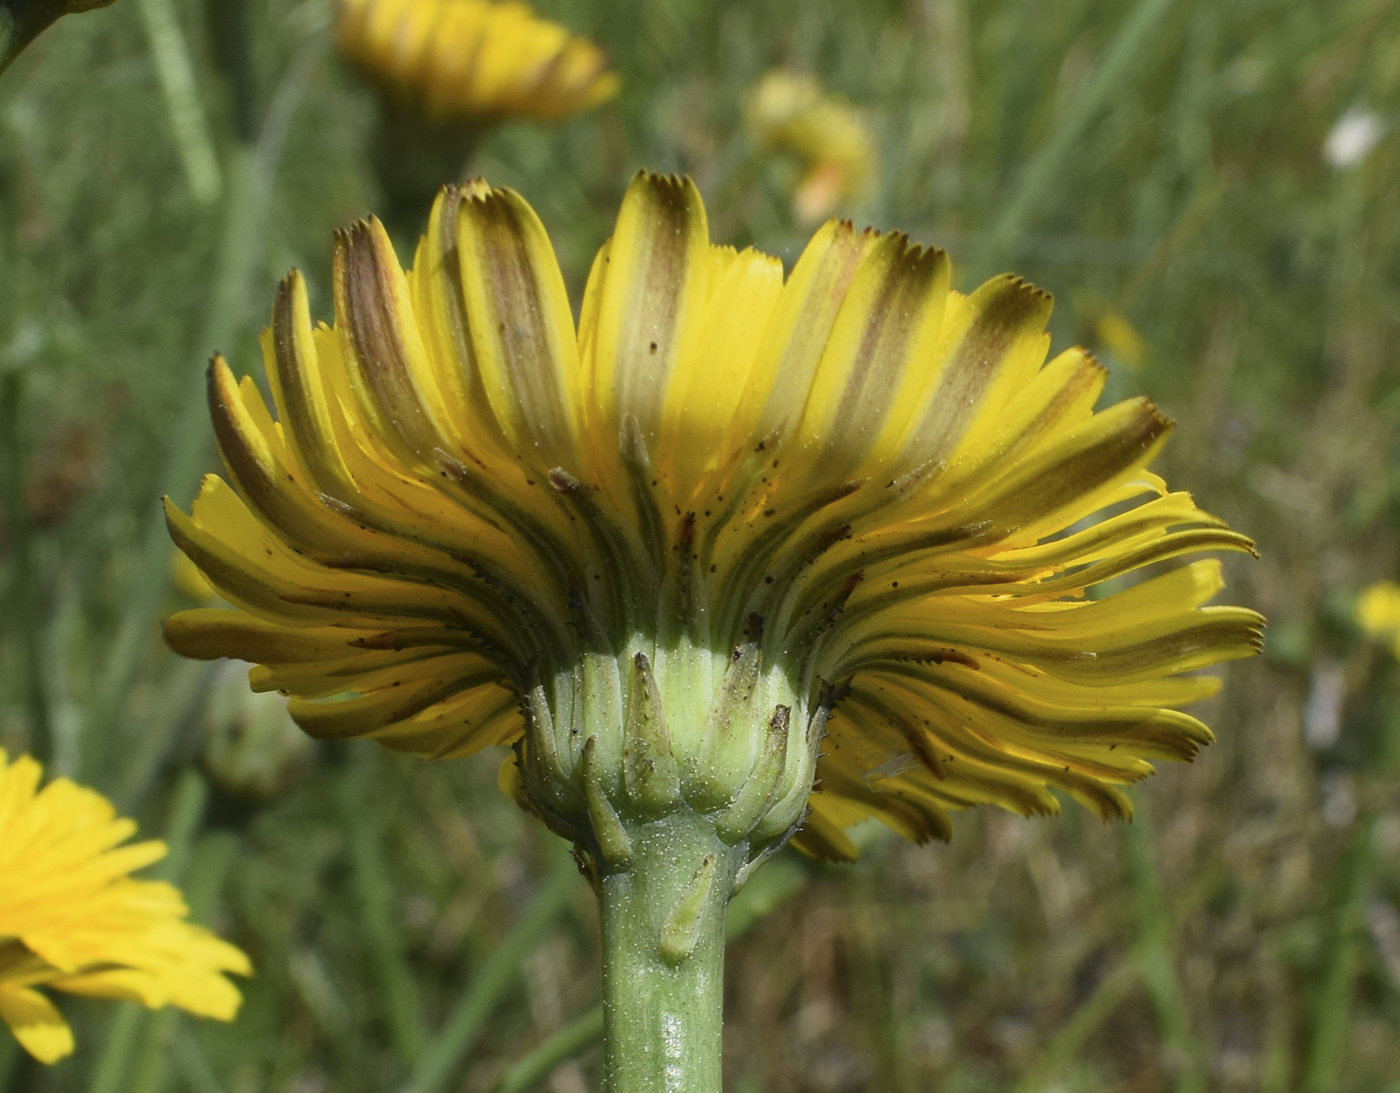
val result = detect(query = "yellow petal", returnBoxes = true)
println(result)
[587,173,712,450]
[455,185,582,465]
[334,217,455,463]
[0,986,74,1064]
[792,233,951,476]
[657,247,786,494]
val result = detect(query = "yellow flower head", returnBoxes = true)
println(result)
[166,173,1261,868]
[335,0,619,122]
[0,751,251,1063]
[746,69,877,224]
[1357,580,1400,659]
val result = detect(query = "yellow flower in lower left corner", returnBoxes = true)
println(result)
[0,750,251,1063]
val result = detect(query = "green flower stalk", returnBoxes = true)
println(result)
[166,172,1261,1091]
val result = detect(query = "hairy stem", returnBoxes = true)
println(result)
[598,811,743,1093]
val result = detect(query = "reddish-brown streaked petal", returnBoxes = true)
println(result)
[827,562,1264,689]
[830,680,1139,822]
[334,217,456,463]
[585,173,712,451]
[262,271,357,498]
[455,185,582,468]
[233,295,581,632]
[247,646,486,700]
[743,219,883,447]
[374,686,524,760]
[286,668,518,758]
[922,346,1105,505]
[921,397,1174,543]
[862,679,1147,822]
[859,664,1213,766]
[409,186,508,459]
[206,353,580,647]
[790,233,952,478]
[165,482,528,663]
[901,275,1054,469]
[163,609,388,664]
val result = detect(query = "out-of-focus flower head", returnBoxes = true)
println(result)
[0,750,251,1062]
[170,552,316,801]
[335,0,619,123]
[1092,311,1147,370]
[1075,291,1147,372]
[746,69,877,224]
[1323,107,1387,170]
[1356,581,1400,658]
[165,172,1261,869]
[0,0,114,75]
[201,661,316,801]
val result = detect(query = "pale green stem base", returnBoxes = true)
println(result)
[598,812,745,1093]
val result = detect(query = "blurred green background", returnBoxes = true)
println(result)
[3,0,1400,1090]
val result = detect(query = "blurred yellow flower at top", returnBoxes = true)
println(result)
[746,69,877,224]
[335,0,619,122]
[0,751,250,1063]
[1357,581,1400,657]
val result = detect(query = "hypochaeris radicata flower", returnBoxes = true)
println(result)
[166,171,1262,872]
[0,751,250,1063]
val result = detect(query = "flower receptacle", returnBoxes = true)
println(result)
[520,627,824,888]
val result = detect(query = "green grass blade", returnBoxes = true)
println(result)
[402,849,579,1093]
[136,0,221,205]
[494,1006,604,1093]
[341,749,428,1068]
[972,0,1181,278]
[1301,816,1378,1093]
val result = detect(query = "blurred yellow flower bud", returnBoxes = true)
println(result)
[336,0,618,123]
[1093,311,1148,370]
[201,661,316,802]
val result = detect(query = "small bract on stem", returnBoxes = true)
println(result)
[166,172,1262,1091]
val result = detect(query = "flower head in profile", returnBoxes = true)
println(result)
[335,0,619,123]
[166,172,1261,875]
[746,69,877,224]
[0,750,251,1063]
